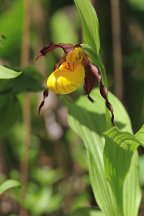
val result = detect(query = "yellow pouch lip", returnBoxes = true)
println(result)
[47,63,85,95]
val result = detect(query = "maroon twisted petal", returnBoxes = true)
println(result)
[91,65,115,126]
[38,89,49,114]
[83,63,96,103]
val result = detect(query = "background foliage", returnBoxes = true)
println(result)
[0,0,144,215]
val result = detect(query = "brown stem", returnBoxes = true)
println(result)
[19,0,31,215]
[110,0,123,101]
[32,0,47,78]
[0,141,5,175]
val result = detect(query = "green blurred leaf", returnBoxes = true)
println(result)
[0,65,22,79]
[0,33,6,47]
[128,0,144,11]
[135,125,144,147]
[71,192,89,212]
[66,88,141,216]
[47,193,63,213]
[72,207,105,216]
[12,66,43,93]
[32,167,63,185]
[0,66,43,93]
[0,93,21,138]
[0,0,23,64]
[26,186,63,215]
[0,179,21,195]
[103,127,140,214]
[74,0,100,55]
[26,187,52,215]
[51,9,78,44]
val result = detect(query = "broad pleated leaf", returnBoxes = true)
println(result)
[123,152,141,216]
[0,65,21,79]
[135,125,144,147]
[74,0,100,55]
[103,127,141,215]
[0,179,21,195]
[139,155,144,186]
[66,89,140,216]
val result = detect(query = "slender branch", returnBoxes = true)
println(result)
[110,0,123,101]
[33,0,47,78]
[19,0,31,215]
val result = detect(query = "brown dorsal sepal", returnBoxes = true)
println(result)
[35,42,75,61]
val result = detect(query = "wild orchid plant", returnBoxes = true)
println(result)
[36,0,144,215]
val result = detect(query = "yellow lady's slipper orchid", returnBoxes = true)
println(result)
[36,42,114,125]
[47,47,85,94]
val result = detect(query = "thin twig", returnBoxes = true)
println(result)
[110,0,123,101]
[19,0,31,215]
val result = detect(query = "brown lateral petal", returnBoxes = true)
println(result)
[91,64,115,126]
[38,89,49,114]
[35,42,75,61]
[83,63,96,102]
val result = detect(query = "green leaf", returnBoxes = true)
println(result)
[0,66,43,93]
[11,66,43,93]
[0,179,21,195]
[72,207,106,216]
[0,0,23,64]
[66,88,141,216]
[139,155,144,186]
[32,167,63,185]
[123,152,141,216]
[128,0,144,11]
[103,127,140,214]
[51,9,78,44]
[0,93,21,138]
[0,65,22,79]
[26,187,63,215]
[135,125,144,147]
[26,187,52,215]
[74,0,100,55]
[0,33,5,47]
[66,89,131,216]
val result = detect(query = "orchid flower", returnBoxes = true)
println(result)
[36,42,114,125]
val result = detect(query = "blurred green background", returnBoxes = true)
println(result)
[0,0,144,215]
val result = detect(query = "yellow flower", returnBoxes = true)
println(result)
[47,47,85,94]
[36,42,114,125]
